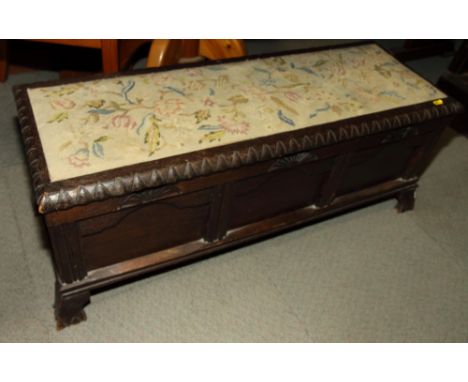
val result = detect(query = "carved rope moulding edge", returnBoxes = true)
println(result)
[14,84,464,214]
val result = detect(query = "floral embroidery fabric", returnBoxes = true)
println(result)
[27,44,445,181]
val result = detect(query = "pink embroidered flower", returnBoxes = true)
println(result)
[186,68,203,77]
[68,149,90,168]
[351,59,366,68]
[154,99,184,117]
[153,73,175,86]
[284,91,301,102]
[187,80,204,91]
[51,98,76,110]
[111,115,137,129]
[217,116,250,134]
[204,97,215,107]
[248,85,269,102]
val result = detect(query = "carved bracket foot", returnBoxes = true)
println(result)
[395,188,416,213]
[54,285,90,330]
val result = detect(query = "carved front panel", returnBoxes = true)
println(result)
[337,128,434,196]
[227,158,335,230]
[80,189,212,270]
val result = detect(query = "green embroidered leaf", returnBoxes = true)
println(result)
[109,101,123,110]
[313,59,327,67]
[374,64,391,78]
[94,136,109,143]
[86,99,105,108]
[270,96,299,116]
[316,104,331,112]
[136,113,161,135]
[296,66,319,76]
[198,124,223,131]
[228,95,249,104]
[55,85,79,97]
[283,73,300,82]
[88,108,116,115]
[272,57,287,65]
[198,130,225,144]
[47,112,69,123]
[89,112,99,123]
[194,109,211,123]
[144,116,161,155]
[254,67,271,77]
[59,141,72,151]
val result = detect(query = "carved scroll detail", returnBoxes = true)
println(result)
[118,185,182,210]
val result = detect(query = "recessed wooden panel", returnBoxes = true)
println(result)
[227,158,334,229]
[80,189,212,270]
[337,139,418,195]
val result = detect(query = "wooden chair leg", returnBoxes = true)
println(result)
[146,39,184,68]
[101,39,120,74]
[0,39,9,82]
[199,39,246,60]
[180,39,200,58]
[118,39,152,69]
[146,39,246,68]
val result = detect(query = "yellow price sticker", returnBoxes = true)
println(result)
[433,99,444,106]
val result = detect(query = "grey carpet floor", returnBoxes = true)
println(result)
[0,41,467,342]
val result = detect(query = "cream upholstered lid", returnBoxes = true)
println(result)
[27,43,445,182]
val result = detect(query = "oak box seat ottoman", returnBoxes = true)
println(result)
[13,42,463,328]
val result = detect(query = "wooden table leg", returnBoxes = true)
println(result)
[101,39,119,74]
[0,39,8,82]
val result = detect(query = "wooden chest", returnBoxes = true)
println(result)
[13,42,463,328]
